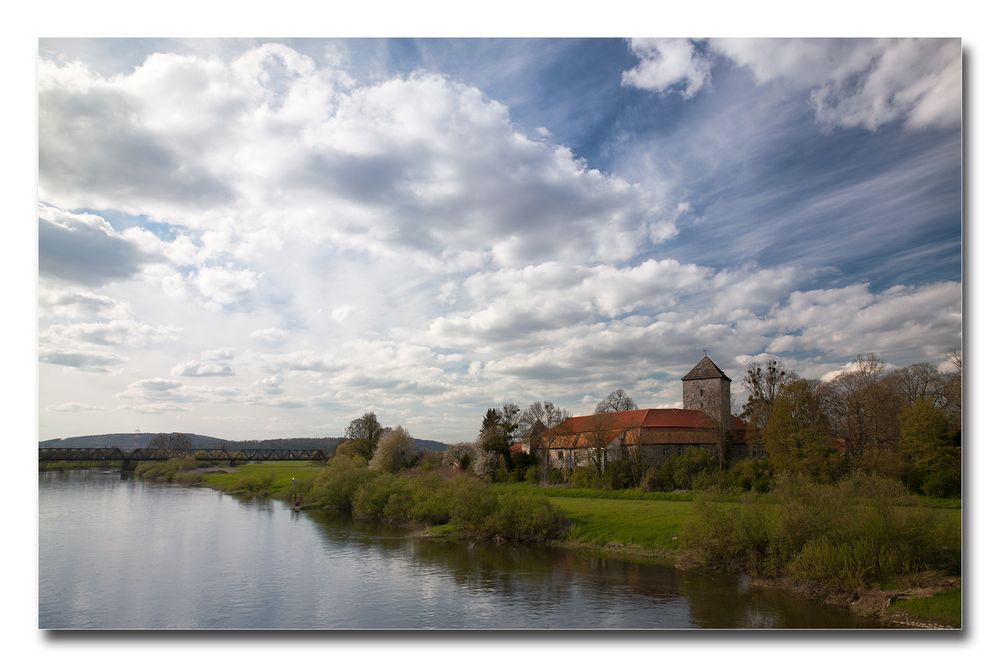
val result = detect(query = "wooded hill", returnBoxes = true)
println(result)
[39,433,449,453]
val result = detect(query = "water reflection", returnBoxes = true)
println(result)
[39,471,879,629]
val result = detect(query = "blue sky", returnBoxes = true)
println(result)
[37,38,962,442]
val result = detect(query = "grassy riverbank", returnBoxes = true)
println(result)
[187,462,960,626]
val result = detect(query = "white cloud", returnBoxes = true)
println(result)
[43,319,181,347]
[117,377,245,404]
[622,39,960,132]
[191,266,259,307]
[46,402,111,412]
[39,49,668,271]
[201,347,236,361]
[711,38,961,131]
[38,204,159,285]
[171,361,235,377]
[39,287,130,320]
[39,348,124,373]
[330,305,356,322]
[622,39,712,99]
[250,328,289,345]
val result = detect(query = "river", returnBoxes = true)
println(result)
[39,470,881,629]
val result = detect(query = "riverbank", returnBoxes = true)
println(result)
[190,462,960,628]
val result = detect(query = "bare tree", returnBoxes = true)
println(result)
[828,353,899,462]
[595,389,637,414]
[519,401,570,433]
[585,413,617,473]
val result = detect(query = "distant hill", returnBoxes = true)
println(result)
[40,432,450,453]
[39,433,225,450]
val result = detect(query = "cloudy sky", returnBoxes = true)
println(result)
[37,38,962,443]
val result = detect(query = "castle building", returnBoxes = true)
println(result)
[539,355,755,471]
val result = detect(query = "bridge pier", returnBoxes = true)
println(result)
[229,458,237,467]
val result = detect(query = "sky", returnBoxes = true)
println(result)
[36,37,963,443]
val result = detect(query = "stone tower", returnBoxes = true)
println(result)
[682,355,732,447]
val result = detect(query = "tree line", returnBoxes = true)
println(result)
[741,352,961,497]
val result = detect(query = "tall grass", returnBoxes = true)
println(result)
[305,457,568,542]
[683,472,961,593]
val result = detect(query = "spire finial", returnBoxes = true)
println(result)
[703,348,708,357]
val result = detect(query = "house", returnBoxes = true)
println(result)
[539,355,759,471]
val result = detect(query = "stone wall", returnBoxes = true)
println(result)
[682,377,731,444]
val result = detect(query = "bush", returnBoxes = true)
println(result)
[673,448,717,489]
[727,458,773,493]
[640,459,677,492]
[134,456,199,482]
[448,475,499,530]
[234,472,275,496]
[921,467,961,498]
[683,473,961,592]
[546,467,567,485]
[524,467,538,485]
[307,456,377,511]
[353,475,413,522]
[570,465,601,489]
[479,494,569,542]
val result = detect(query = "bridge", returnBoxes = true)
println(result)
[39,447,329,472]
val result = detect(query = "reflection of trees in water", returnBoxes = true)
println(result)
[302,510,879,629]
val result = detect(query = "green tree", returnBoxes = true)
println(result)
[334,439,368,460]
[765,379,840,482]
[899,399,960,497]
[345,412,388,460]
[741,359,794,449]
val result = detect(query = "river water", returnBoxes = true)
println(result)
[39,470,881,629]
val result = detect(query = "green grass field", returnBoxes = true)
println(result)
[493,481,699,554]
[199,461,326,496]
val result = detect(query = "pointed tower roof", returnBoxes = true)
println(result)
[682,355,731,382]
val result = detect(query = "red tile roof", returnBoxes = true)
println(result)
[546,408,745,435]
[541,409,745,449]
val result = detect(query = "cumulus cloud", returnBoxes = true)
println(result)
[711,38,961,131]
[39,348,124,372]
[191,266,260,307]
[171,348,238,376]
[46,402,111,412]
[42,319,181,347]
[623,38,960,131]
[117,377,244,404]
[38,204,158,285]
[36,40,961,443]
[39,47,668,270]
[171,361,235,377]
[39,287,130,320]
[622,38,712,98]
[250,328,290,345]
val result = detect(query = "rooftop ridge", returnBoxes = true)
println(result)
[682,355,732,382]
